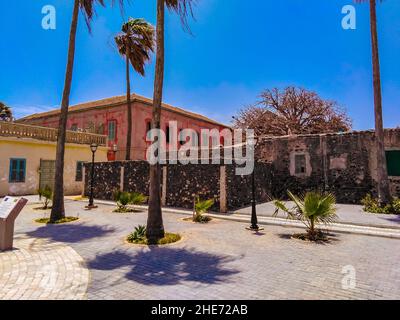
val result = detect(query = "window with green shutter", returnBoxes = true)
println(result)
[108,120,116,141]
[386,150,400,177]
[9,158,26,183]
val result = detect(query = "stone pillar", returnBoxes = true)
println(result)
[162,166,167,206]
[120,166,125,192]
[320,135,329,191]
[81,166,86,196]
[220,165,227,213]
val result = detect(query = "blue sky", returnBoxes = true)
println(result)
[0,0,399,129]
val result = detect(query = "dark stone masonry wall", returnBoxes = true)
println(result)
[226,163,272,210]
[256,129,400,203]
[84,162,121,200]
[123,161,150,196]
[85,129,400,210]
[165,164,220,211]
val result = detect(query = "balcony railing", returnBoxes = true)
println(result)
[0,121,107,146]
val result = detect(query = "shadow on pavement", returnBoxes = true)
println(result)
[88,247,240,286]
[26,223,116,243]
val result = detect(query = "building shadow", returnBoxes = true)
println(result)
[88,247,240,286]
[26,223,116,243]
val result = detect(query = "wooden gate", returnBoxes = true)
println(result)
[39,160,56,190]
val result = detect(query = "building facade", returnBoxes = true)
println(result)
[0,122,108,197]
[17,94,229,161]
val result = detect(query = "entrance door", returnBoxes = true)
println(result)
[39,160,56,190]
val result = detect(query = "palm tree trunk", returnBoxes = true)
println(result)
[146,0,165,243]
[50,0,79,222]
[369,0,391,205]
[125,46,132,161]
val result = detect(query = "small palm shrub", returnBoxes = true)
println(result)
[113,190,132,212]
[274,191,337,241]
[361,194,400,214]
[127,225,181,245]
[37,185,53,209]
[130,192,148,211]
[127,225,147,243]
[193,197,214,223]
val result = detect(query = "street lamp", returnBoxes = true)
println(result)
[86,143,98,209]
[246,136,264,232]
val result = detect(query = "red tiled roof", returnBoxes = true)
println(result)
[17,94,229,128]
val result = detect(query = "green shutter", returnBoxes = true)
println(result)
[108,121,116,140]
[386,151,400,177]
[9,158,26,183]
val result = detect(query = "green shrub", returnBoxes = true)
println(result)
[127,225,147,242]
[393,199,400,213]
[130,192,148,210]
[193,197,214,223]
[127,225,181,245]
[361,194,400,214]
[274,191,337,241]
[37,185,53,209]
[113,190,147,212]
[113,190,133,212]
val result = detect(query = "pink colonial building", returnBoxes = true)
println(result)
[17,94,229,161]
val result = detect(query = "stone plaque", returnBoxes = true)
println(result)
[0,196,28,251]
[0,197,20,219]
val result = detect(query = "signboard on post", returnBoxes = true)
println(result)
[0,196,28,252]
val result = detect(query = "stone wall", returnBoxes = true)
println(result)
[226,162,272,210]
[84,162,121,200]
[84,129,400,209]
[165,164,221,211]
[256,129,400,203]
[85,161,224,211]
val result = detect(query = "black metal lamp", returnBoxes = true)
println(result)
[86,143,98,209]
[246,136,264,231]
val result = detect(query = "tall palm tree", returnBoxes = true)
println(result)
[115,18,155,161]
[356,0,391,204]
[50,0,123,223]
[146,0,195,243]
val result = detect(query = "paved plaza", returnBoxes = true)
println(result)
[1,198,400,300]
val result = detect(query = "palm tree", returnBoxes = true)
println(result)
[356,0,391,204]
[115,18,155,161]
[274,191,337,241]
[146,0,195,243]
[0,102,12,121]
[50,0,123,223]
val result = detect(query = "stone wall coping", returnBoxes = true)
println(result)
[258,128,400,142]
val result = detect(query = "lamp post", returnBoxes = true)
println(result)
[86,143,98,209]
[246,136,264,231]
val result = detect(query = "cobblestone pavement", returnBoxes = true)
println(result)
[6,199,400,300]
[0,234,89,300]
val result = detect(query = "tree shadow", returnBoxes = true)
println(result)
[277,232,340,245]
[88,247,240,286]
[26,223,116,243]
[382,215,400,225]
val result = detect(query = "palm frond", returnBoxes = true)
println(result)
[80,0,126,32]
[165,0,196,33]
